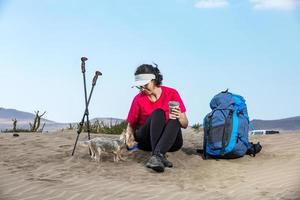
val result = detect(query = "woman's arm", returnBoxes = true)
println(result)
[179,112,189,129]
[178,112,189,129]
[125,123,136,148]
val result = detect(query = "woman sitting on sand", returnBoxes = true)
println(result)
[125,64,188,173]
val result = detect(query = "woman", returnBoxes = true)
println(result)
[126,64,188,173]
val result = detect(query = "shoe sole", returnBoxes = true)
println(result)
[151,165,165,173]
[146,164,165,172]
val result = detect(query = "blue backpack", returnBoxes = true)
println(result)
[203,91,251,159]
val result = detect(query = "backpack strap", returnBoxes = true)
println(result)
[203,109,219,159]
[220,109,234,155]
[221,89,229,93]
[203,131,207,160]
[247,142,262,157]
[237,134,250,149]
[249,121,255,131]
[218,110,226,155]
[203,112,215,160]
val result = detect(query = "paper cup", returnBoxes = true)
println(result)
[169,101,180,119]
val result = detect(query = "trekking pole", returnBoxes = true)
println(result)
[72,70,102,156]
[83,71,102,147]
[72,57,89,156]
[81,57,90,140]
[71,57,102,156]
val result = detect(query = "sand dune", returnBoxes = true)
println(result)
[0,129,299,200]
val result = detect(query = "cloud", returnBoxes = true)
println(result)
[250,0,300,10]
[195,0,229,9]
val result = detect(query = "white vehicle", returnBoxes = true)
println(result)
[250,130,266,135]
[249,130,279,135]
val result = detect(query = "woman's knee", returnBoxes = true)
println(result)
[166,118,181,128]
[151,108,166,119]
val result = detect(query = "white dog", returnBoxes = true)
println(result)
[84,131,127,162]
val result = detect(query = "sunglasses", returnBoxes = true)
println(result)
[136,83,150,90]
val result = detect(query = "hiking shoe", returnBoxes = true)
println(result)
[145,155,165,173]
[157,154,173,168]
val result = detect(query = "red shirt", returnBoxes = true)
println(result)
[127,86,186,129]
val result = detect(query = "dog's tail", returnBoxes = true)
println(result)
[84,140,91,145]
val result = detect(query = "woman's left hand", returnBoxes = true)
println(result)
[170,107,189,129]
[171,107,182,119]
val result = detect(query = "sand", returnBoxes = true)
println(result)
[0,129,299,200]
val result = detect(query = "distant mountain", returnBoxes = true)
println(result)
[0,107,35,120]
[251,116,300,131]
[0,107,125,132]
[0,107,57,132]
[0,107,53,123]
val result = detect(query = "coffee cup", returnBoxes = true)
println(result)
[169,101,180,119]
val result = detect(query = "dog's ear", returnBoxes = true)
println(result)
[119,130,126,141]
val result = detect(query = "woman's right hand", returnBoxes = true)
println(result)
[125,123,136,148]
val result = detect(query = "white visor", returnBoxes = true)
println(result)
[132,74,155,88]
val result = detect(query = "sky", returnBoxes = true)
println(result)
[0,0,300,125]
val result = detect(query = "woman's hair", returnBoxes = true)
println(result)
[134,63,163,86]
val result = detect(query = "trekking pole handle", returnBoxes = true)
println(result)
[81,57,88,73]
[92,71,102,86]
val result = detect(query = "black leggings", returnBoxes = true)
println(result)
[134,109,183,155]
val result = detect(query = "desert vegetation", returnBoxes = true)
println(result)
[80,119,127,135]
[191,123,203,132]
[2,111,46,133]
